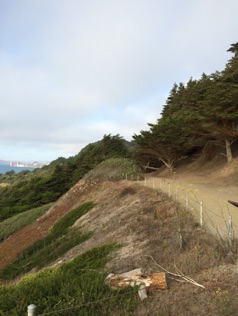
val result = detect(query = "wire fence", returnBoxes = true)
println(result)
[26,286,173,316]
[140,176,238,247]
[27,288,140,316]
[25,174,237,315]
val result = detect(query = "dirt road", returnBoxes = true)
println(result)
[141,175,238,240]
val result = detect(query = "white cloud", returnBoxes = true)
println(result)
[0,0,238,161]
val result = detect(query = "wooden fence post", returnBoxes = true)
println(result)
[228,215,233,248]
[28,304,36,316]
[168,183,171,197]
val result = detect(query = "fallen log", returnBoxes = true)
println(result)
[228,200,238,208]
[105,268,167,300]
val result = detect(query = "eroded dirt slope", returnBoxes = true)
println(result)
[0,180,103,268]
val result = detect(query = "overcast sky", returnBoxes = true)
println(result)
[0,0,238,162]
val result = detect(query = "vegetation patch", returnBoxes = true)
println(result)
[119,186,136,198]
[0,134,134,221]
[84,157,141,181]
[0,244,140,316]
[0,204,51,242]
[0,202,94,280]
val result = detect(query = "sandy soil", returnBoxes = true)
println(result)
[144,176,238,239]
[144,156,238,239]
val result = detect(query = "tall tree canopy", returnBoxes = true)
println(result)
[134,43,238,170]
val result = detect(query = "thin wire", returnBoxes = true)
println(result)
[38,281,206,316]
[203,204,226,220]
[141,178,236,238]
[37,288,139,315]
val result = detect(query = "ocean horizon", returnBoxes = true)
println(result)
[0,163,35,174]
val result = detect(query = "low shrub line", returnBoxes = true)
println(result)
[0,204,51,242]
[0,244,140,316]
[0,202,94,280]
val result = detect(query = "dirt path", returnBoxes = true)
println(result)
[142,175,238,240]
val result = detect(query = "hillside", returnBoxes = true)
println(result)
[1,155,238,315]
[1,42,238,314]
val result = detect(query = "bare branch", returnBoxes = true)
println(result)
[147,255,205,289]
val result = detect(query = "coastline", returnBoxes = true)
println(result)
[0,164,35,174]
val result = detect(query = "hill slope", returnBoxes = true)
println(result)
[1,172,238,314]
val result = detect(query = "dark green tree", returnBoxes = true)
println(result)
[194,45,238,163]
[133,116,192,172]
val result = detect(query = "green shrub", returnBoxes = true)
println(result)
[84,158,141,181]
[0,202,94,280]
[0,204,51,242]
[0,244,139,316]
[50,201,94,237]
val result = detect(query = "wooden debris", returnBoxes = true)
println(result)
[149,272,167,291]
[138,284,148,300]
[147,255,205,289]
[105,268,167,300]
[228,200,238,208]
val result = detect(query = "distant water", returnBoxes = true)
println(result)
[0,163,35,174]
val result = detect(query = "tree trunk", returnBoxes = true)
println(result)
[160,158,175,172]
[225,138,233,164]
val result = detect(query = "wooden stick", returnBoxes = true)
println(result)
[147,255,205,289]
[228,200,238,208]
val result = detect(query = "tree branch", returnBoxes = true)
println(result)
[146,255,205,289]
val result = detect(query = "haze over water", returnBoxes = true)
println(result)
[0,163,35,174]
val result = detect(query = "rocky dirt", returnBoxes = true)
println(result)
[1,156,238,315]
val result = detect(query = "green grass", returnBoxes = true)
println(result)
[0,244,139,316]
[0,202,95,280]
[84,157,141,181]
[0,204,51,242]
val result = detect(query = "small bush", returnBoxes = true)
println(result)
[119,187,136,198]
[0,204,51,242]
[84,158,141,181]
[211,288,235,316]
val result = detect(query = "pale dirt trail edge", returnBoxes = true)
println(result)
[141,175,238,240]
